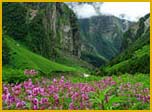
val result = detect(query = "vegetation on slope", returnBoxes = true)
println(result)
[2,2,150,110]
[79,16,132,67]
[3,2,81,61]
[2,36,89,82]
[99,14,150,75]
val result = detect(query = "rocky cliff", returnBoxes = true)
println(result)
[79,15,132,66]
[3,3,81,60]
[121,13,150,51]
[100,14,150,75]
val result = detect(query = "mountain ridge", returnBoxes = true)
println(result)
[98,13,150,75]
[79,15,133,66]
[2,2,150,76]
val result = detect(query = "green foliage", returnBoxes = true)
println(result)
[100,25,150,75]
[121,29,135,50]
[134,45,149,58]
[103,46,149,75]
[110,30,149,66]
[121,13,149,51]
[81,52,108,67]
[3,36,88,74]
[112,73,150,88]
[88,73,150,110]
[89,87,128,110]
[2,3,27,40]
[3,3,82,63]
[79,15,126,67]
[2,72,150,110]
[2,37,11,65]
[136,17,145,38]
[26,11,52,58]
[70,75,102,83]
[2,67,28,83]
[54,50,93,72]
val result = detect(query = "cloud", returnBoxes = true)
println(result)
[71,4,98,18]
[68,2,150,21]
[100,2,150,21]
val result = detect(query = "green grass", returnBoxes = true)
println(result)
[102,43,149,75]
[105,60,129,72]
[68,75,102,83]
[134,45,149,58]
[64,73,149,89]
[4,36,88,74]
[73,73,149,92]
[112,73,150,88]
[110,45,149,71]
[2,67,27,83]
[54,50,93,72]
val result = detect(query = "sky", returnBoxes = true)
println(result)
[68,2,150,22]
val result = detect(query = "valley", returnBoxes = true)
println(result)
[2,2,150,110]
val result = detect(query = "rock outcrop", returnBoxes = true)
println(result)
[3,3,81,60]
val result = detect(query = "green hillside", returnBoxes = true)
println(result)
[99,15,150,75]
[103,44,149,74]
[3,36,88,74]
[2,2,82,62]
[79,16,133,67]
[2,3,150,110]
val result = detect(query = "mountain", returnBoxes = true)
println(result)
[79,15,132,67]
[3,3,81,59]
[2,2,93,74]
[121,13,150,51]
[98,13,150,75]
[2,2,150,76]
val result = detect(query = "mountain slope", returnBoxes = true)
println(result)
[121,13,150,51]
[79,15,132,67]
[3,2,81,60]
[99,14,150,75]
[3,36,89,74]
[2,2,94,72]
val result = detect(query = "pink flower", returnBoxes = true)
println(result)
[110,81,116,86]
[33,105,38,110]
[32,98,39,105]
[24,69,29,75]
[80,102,84,109]
[143,88,149,93]
[3,86,9,94]
[5,95,15,105]
[53,94,59,100]
[12,84,22,95]
[23,79,33,89]
[71,92,79,100]
[24,69,38,76]
[53,94,59,104]
[53,78,57,83]
[27,95,33,101]
[26,90,32,95]
[126,83,131,88]
[69,102,74,110]
[39,88,46,96]
[81,93,89,100]
[61,76,64,80]
[2,94,7,101]
[2,76,150,110]
[16,101,25,108]
[59,79,64,85]
[32,87,40,96]
[40,98,48,104]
